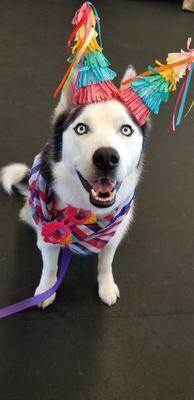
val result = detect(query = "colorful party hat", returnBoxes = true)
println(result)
[54,2,119,103]
[120,37,194,130]
[54,2,194,131]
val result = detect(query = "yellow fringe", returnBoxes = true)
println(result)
[62,27,95,93]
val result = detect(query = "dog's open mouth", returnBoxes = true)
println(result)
[77,171,118,208]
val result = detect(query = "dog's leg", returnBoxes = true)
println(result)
[98,240,120,306]
[35,233,60,309]
[97,209,133,306]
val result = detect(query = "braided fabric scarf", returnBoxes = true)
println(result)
[29,152,134,255]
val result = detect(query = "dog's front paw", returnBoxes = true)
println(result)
[35,277,57,309]
[98,278,120,306]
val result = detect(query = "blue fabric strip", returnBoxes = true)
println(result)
[176,63,194,126]
[87,2,102,47]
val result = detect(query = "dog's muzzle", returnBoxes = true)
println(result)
[76,170,121,208]
[92,147,120,172]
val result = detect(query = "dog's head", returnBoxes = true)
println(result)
[52,67,150,210]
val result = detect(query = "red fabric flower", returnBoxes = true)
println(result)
[42,219,71,244]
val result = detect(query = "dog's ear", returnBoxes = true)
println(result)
[120,65,152,133]
[120,65,137,90]
[53,69,78,121]
[142,116,152,139]
[54,92,70,120]
[53,87,73,121]
[143,116,152,133]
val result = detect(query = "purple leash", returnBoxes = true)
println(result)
[0,247,71,319]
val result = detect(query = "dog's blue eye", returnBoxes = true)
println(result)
[74,123,88,135]
[121,125,134,136]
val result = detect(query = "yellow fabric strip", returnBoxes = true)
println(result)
[184,100,194,118]
[54,27,95,97]
[62,27,95,92]
[121,55,194,87]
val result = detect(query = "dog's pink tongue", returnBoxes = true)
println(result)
[91,179,115,193]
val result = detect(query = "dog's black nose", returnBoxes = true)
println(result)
[93,147,120,171]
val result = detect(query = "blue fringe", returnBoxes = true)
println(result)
[68,50,116,88]
[77,50,116,87]
[68,51,111,68]
[77,66,116,87]
[84,51,110,68]
[131,69,170,114]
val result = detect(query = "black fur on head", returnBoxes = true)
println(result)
[141,117,152,149]
[40,103,151,184]
[53,105,85,162]
[41,143,53,183]
[40,105,86,184]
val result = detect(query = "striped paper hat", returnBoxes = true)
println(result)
[54,2,119,103]
[54,2,194,131]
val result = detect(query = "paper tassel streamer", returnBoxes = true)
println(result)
[121,37,194,129]
[185,99,194,118]
[175,63,194,127]
[54,2,118,103]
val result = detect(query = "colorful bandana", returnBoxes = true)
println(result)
[54,2,194,131]
[29,152,134,255]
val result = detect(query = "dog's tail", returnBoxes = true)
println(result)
[0,163,29,196]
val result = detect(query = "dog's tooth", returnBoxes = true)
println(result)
[91,188,97,198]
[96,196,103,201]
[91,187,117,204]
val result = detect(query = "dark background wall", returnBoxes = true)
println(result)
[0,1,194,399]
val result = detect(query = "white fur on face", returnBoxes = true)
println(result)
[61,99,143,182]
[53,99,144,213]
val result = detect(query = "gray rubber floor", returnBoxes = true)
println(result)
[0,1,194,399]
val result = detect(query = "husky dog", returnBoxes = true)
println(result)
[1,67,149,309]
